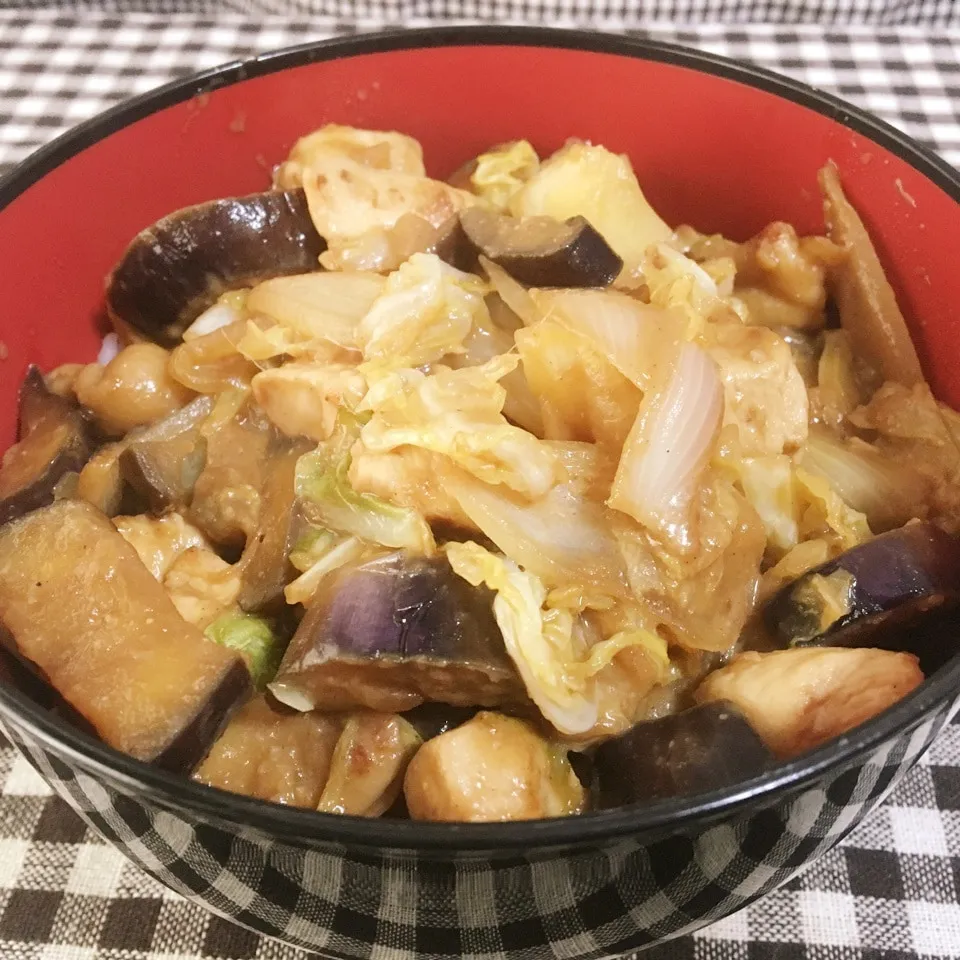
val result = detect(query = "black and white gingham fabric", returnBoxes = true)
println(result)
[5,1,960,27]
[1,9,960,960]
[1,14,960,174]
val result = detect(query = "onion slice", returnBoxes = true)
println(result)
[444,468,628,594]
[531,287,681,390]
[608,342,723,552]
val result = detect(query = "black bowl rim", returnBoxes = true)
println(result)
[1,25,959,853]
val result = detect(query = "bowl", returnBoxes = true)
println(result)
[1,26,959,959]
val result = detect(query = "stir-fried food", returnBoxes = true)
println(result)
[1,127,958,822]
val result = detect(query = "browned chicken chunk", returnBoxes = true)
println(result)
[695,646,923,758]
[404,712,586,822]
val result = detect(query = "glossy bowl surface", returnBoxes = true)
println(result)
[0,26,959,959]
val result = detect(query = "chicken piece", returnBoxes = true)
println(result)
[682,222,843,330]
[251,363,366,443]
[849,383,960,532]
[113,513,209,581]
[695,646,923,758]
[404,712,586,822]
[274,124,427,189]
[318,713,422,817]
[706,323,809,457]
[194,695,342,808]
[283,133,473,272]
[164,547,241,628]
[348,445,477,530]
[74,343,195,436]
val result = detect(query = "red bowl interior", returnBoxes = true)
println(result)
[0,38,958,444]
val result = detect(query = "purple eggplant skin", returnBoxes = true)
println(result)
[458,207,623,288]
[271,552,526,714]
[764,523,960,652]
[0,367,93,525]
[592,702,774,808]
[106,189,326,347]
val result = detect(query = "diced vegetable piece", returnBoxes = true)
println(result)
[515,317,641,451]
[269,552,524,713]
[106,189,325,347]
[404,712,586,821]
[204,612,284,690]
[194,695,342,808]
[819,163,924,387]
[296,444,436,556]
[695,646,923,758]
[0,367,93,525]
[237,447,306,613]
[592,702,774,807]
[447,140,539,209]
[318,712,422,817]
[764,523,960,648]
[458,208,622,287]
[0,500,251,770]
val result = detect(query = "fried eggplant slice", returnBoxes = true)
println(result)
[269,552,525,713]
[765,523,960,648]
[459,207,622,287]
[0,367,93,525]
[0,500,251,770]
[106,189,325,347]
[592,702,774,807]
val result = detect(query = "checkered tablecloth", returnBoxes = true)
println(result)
[1,10,960,960]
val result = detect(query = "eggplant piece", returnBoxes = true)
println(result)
[106,189,326,347]
[458,207,623,288]
[76,443,127,517]
[118,394,213,511]
[0,500,251,770]
[592,702,774,807]
[193,694,342,807]
[429,216,475,273]
[189,402,278,549]
[764,523,960,650]
[236,446,307,614]
[269,552,525,713]
[0,367,93,525]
